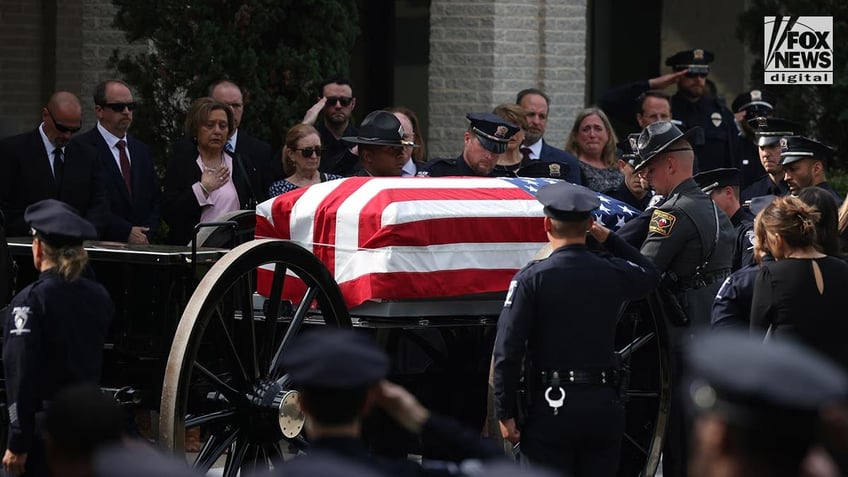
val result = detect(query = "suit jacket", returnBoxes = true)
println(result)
[172,131,274,203]
[162,138,264,245]
[0,129,109,237]
[75,127,161,242]
[539,140,582,185]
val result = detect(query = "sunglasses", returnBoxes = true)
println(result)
[101,102,138,112]
[296,147,322,158]
[325,96,353,107]
[46,109,81,134]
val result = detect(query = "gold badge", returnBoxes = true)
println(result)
[649,210,676,236]
[548,163,561,177]
[694,49,704,60]
[495,126,508,138]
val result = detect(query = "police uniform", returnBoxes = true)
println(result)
[492,182,660,477]
[693,168,755,271]
[780,135,843,205]
[606,134,652,211]
[739,116,799,203]
[730,89,777,187]
[3,200,113,477]
[686,331,848,475]
[665,49,738,173]
[633,121,735,477]
[419,113,518,177]
[278,329,502,477]
[491,155,572,181]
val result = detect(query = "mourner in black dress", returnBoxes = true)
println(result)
[2,200,113,477]
[493,182,659,477]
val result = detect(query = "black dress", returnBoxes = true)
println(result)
[750,257,848,370]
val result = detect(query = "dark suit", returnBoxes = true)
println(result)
[0,129,109,237]
[162,139,264,245]
[538,140,582,185]
[75,127,160,242]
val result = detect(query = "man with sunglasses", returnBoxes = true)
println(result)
[302,75,360,177]
[0,92,109,238]
[75,80,160,244]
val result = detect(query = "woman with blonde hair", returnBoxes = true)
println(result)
[750,195,848,370]
[565,107,622,193]
[491,103,528,176]
[268,123,342,197]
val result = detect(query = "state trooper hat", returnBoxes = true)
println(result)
[535,181,600,222]
[633,121,701,171]
[779,136,835,166]
[466,112,519,154]
[343,110,417,148]
[665,48,714,75]
[281,329,389,389]
[693,168,742,194]
[731,89,777,117]
[748,117,802,147]
[686,331,848,433]
[25,199,97,246]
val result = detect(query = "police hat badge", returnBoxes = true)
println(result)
[548,163,561,178]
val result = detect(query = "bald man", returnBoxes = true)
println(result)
[0,92,109,237]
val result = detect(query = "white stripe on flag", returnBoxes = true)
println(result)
[256,197,275,227]
[382,199,542,225]
[288,180,348,252]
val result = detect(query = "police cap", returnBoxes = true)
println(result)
[779,136,835,166]
[466,112,519,154]
[281,329,389,389]
[731,89,777,118]
[634,121,700,170]
[616,133,641,168]
[747,116,802,147]
[693,168,742,194]
[665,48,714,74]
[687,331,848,431]
[25,199,97,246]
[536,181,600,222]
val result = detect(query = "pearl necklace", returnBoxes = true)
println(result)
[203,153,225,173]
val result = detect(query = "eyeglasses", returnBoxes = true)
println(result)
[325,96,353,107]
[100,102,137,113]
[295,147,322,158]
[46,109,81,134]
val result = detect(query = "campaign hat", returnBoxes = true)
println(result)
[343,110,417,148]
[633,121,701,171]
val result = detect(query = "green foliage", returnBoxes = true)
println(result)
[109,0,359,169]
[736,1,848,171]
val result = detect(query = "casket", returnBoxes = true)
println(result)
[255,176,639,309]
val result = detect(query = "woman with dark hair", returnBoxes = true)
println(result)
[750,195,848,370]
[268,124,342,197]
[797,187,843,257]
[2,200,113,477]
[564,107,622,193]
[162,97,263,245]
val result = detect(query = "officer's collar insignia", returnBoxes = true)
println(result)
[751,90,762,101]
[694,49,704,60]
[503,280,518,308]
[649,210,676,236]
[11,307,31,336]
[548,163,561,177]
[494,126,508,138]
[711,112,722,127]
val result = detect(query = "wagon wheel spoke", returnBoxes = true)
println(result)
[270,285,319,378]
[623,431,648,456]
[193,362,244,404]
[618,331,655,360]
[223,435,249,477]
[194,427,239,472]
[235,272,260,381]
[214,305,250,386]
[185,408,237,429]
[259,264,288,374]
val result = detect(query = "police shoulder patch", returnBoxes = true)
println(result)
[649,210,677,236]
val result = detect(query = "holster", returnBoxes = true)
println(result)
[658,273,690,327]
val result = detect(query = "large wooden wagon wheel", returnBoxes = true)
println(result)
[160,239,350,474]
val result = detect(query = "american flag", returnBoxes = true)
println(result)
[255,177,640,308]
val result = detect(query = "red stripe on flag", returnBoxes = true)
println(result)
[310,178,369,276]
[360,217,545,248]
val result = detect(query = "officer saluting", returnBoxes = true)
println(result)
[3,199,113,477]
[493,182,660,477]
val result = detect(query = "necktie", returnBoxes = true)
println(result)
[116,139,132,195]
[225,142,235,153]
[520,147,533,162]
[53,148,64,188]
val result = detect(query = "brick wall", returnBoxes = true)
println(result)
[427,0,587,157]
[0,1,45,135]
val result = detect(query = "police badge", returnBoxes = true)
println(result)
[711,112,722,127]
[548,163,561,178]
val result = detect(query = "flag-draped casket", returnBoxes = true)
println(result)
[254,177,640,309]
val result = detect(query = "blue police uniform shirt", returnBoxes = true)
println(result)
[711,263,759,330]
[3,269,113,453]
[419,154,488,177]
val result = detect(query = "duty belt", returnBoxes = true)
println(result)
[676,268,731,291]
[536,369,620,415]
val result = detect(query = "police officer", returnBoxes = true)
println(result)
[633,121,735,477]
[686,331,848,477]
[607,134,653,211]
[664,49,737,174]
[277,328,503,477]
[419,113,519,177]
[693,168,755,271]
[780,136,842,205]
[730,89,777,188]
[493,182,660,477]
[3,199,114,477]
[740,116,799,203]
